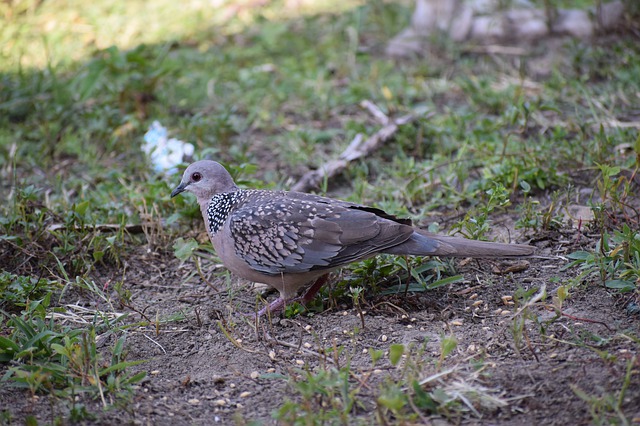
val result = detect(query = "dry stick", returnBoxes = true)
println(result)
[194,256,220,291]
[462,45,529,55]
[143,333,167,355]
[547,306,612,331]
[262,328,337,365]
[47,223,146,233]
[360,99,391,125]
[291,102,428,192]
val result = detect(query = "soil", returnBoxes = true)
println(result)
[2,30,640,426]
[2,218,640,425]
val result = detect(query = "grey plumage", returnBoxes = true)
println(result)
[171,160,534,316]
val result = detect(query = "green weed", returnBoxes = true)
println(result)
[1,303,144,407]
[571,355,637,425]
[565,224,640,293]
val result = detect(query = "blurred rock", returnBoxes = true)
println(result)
[387,0,626,57]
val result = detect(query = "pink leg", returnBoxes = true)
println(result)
[256,297,287,317]
[253,274,330,317]
[300,274,329,303]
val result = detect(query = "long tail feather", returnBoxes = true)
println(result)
[385,230,534,257]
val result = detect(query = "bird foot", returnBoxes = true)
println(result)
[256,297,288,317]
[245,274,331,318]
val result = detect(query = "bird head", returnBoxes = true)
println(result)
[171,160,239,202]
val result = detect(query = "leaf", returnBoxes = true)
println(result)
[77,60,107,101]
[412,380,437,411]
[426,275,464,289]
[377,392,406,411]
[440,335,457,359]
[368,348,384,366]
[556,285,569,305]
[100,360,145,375]
[566,251,593,260]
[93,250,104,262]
[74,201,90,217]
[0,336,20,354]
[122,371,147,385]
[388,344,404,366]
[259,373,288,380]
[173,238,199,261]
[382,86,393,100]
[50,343,68,357]
[604,280,635,292]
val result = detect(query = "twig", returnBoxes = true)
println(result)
[47,223,147,233]
[195,256,220,291]
[262,326,337,365]
[462,45,529,55]
[544,306,612,331]
[143,333,167,355]
[370,300,410,317]
[360,100,390,125]
[218,320,262,354]
[509,284,547,320]
[291,103,429,192]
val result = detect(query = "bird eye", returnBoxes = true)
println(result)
[192,172,202,182]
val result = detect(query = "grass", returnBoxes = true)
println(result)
[1,0,640,423]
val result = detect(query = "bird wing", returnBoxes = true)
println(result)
[228,191,414,275]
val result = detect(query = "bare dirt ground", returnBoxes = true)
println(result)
[2,27,640,426]
[2,216,639,425]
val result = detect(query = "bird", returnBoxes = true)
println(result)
[171,160,534,316]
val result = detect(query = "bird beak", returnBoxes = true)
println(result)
[171,182,188,198]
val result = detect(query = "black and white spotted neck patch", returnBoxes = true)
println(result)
[206,191,245,234]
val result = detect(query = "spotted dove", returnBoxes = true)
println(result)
[171,160,534,316]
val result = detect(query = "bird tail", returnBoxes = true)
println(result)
[384,230,534,258]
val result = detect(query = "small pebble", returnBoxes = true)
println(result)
[188,399,200,405]
[250,371,259,379]
[240,391,251,398]
[381,335,388,342]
